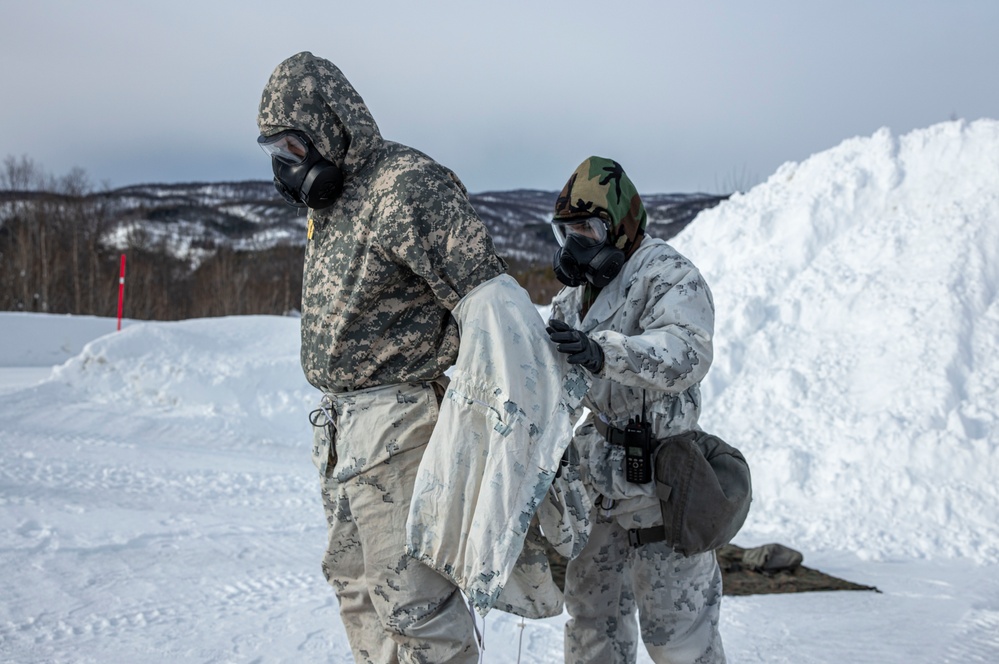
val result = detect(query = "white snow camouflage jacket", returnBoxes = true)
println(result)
[405,274,592,617]
[551,236,716,530]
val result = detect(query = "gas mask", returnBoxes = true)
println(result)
[551,216,625,288]
[257,130,345,209]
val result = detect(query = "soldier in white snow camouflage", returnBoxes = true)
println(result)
[258,51,506,663]
[546,157,726,663]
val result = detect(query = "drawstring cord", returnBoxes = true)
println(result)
[516,616,527,664]
[464,596,537,663]
[308,394,337,432]
[465,594,485,662]
[308,395,338,467]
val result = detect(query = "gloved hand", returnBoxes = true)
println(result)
[546,318,604,373]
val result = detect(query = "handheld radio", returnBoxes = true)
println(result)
[624,418,653,484]
[624,391,653,484]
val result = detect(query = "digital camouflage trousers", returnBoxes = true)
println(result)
[564,508,726,664]
[314,381,478,664]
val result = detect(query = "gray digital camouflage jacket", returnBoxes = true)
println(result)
[258,52,506,393]
[550,236,715,529]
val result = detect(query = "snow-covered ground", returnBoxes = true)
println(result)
[2,118,998,663]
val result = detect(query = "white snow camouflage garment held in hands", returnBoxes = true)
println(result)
[406,274,592,617]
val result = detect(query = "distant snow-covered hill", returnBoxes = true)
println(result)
[1,182,727,266]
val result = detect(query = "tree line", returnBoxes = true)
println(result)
[0,156,303,321]
[1,156,567,322]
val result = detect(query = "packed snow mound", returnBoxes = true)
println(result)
[672,119,999,562]
[49,316,315,442]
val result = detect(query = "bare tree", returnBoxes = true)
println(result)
[2,156,307,320]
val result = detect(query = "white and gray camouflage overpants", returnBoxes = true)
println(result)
[564,508,726,664]
[313,381,478,664]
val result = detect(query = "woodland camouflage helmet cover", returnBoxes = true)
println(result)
[257,51,382,176]
[553,156,649,260]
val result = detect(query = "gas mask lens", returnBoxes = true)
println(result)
[257,131,310,164]
[551,216,609,247]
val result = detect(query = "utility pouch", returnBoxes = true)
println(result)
[594,391,752,555]
[628,430,753,555]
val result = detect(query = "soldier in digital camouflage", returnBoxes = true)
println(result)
[546,157,726,663]
[257,51,506,663]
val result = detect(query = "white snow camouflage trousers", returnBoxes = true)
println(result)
[564,506,726,664]
[312,381,478,664]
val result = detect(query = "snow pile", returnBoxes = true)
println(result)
[672,119,999,562]
[47,315,315,443]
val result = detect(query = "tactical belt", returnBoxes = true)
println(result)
[627,527,667,547]
[592,417,628,446]
[593,416,669,548]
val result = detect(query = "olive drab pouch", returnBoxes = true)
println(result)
[628,431,752,556]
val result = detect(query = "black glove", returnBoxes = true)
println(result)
[546,318,604,373]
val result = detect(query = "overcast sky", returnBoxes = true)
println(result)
[2,1,997,194]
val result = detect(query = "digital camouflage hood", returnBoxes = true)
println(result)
[257,51,382,178]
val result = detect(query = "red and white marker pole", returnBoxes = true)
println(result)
[116,254,126,331]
